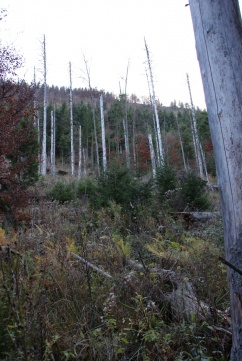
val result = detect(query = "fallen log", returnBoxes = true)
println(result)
[70,252,113,279]
[169,212,221,228]
[70,252,213,321]
[126,259,210,320]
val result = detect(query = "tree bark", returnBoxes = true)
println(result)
[100,94,107,173]
[41,35,47,176]
[145,68,159,167]
[200,142,209,183]
[144,38,164,165]
[124,62,130,168]
[148,133,156,177]
[186,73,203,177]
[189,1,242,358]
[69,62,75,176]
[83,55,100,176]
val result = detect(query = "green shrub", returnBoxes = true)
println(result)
[49,181,76,202]
[155,166,211,211]
[180,172,210,210]
[76,177,97,198]
[155,162,178,201]
[91,162,152,211]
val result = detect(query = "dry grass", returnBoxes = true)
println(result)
[0,176,231,361]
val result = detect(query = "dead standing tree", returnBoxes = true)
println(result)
[186,73,203,178]
[83,55,100,176]
[123,61,131,169]
[41,35,47,176]
[69,62,75,176]
[189,1,242,359]
[100,93,107,173]
[144,38,164,166]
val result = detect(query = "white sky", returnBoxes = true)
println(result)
[1,0,242,108]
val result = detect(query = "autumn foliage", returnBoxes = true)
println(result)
[135,133,151,173]
[0,43,38,226]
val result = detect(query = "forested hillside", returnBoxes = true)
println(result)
[35,85,214,178]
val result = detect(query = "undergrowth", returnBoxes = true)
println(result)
[0,168,230,360]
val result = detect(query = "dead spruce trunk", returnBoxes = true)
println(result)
[189,1,242,358]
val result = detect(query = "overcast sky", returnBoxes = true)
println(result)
[1,0,242,108]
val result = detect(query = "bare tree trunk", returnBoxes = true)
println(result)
[189,1,242,358]
[69,62,75,176]
[83,55,100,175]
[124,61,130,168]
[200,143,209,183]
[41,35,47,176]
[92,108,100,175]
[148,133,156,177]
[145,68,159,167]
[144,38,164,165]
[189,112,198,171]
[100,94,107,172]
[176,115,187,172]
[186,73,203,177]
